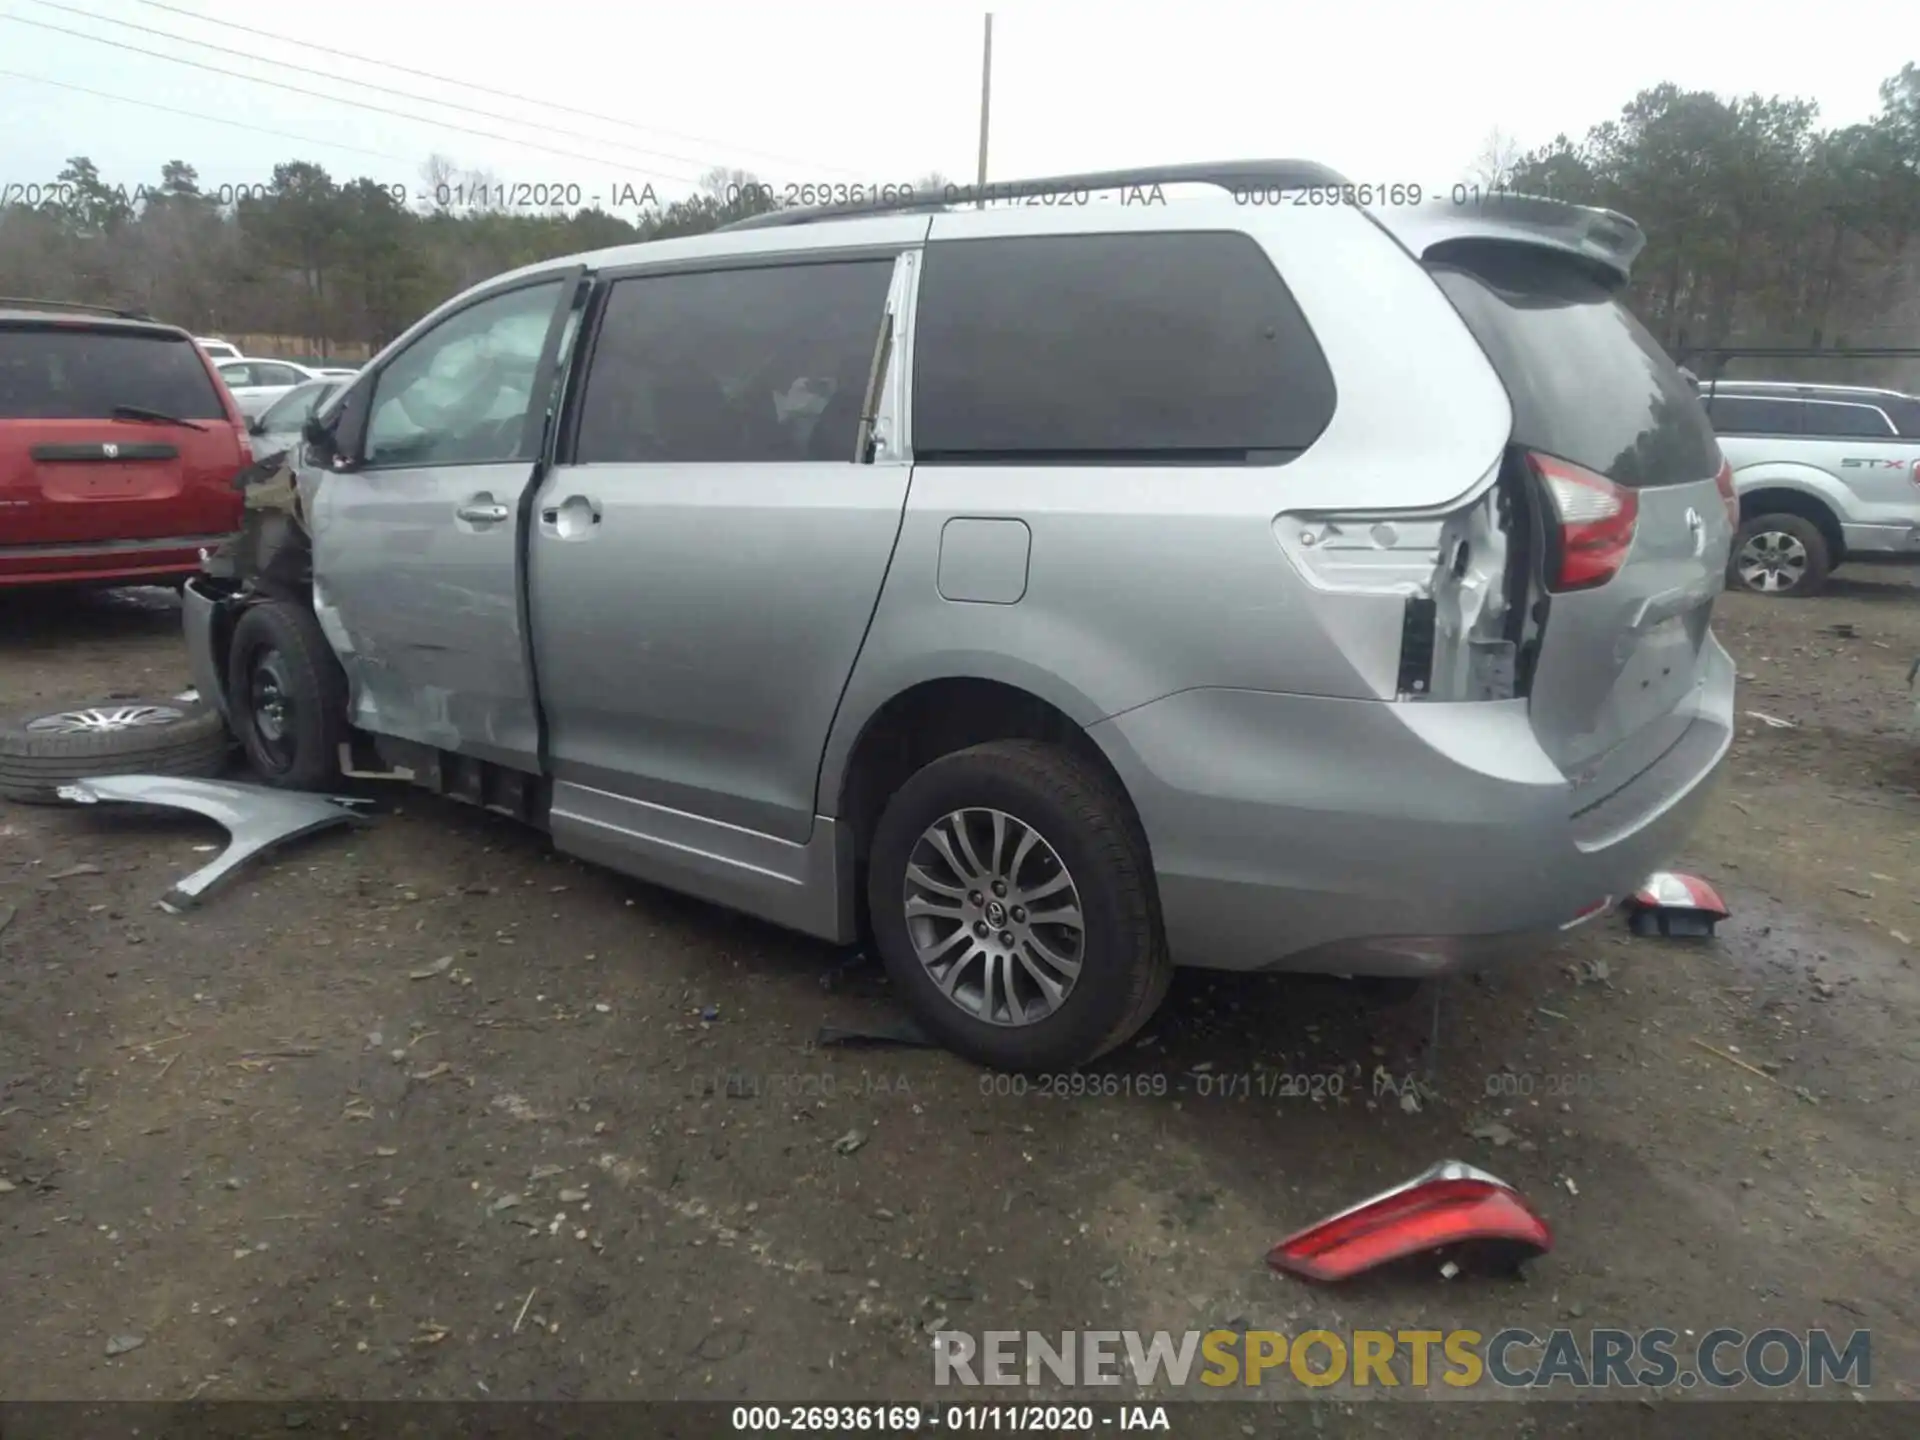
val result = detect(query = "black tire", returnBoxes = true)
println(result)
[1727,512,1831,597]
[0,697,230,804]
[227,600,346,790]
[866,739,1171,1072]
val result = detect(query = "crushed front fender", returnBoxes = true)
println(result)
[56,775,374,913]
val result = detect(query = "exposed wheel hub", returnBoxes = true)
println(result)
[248,649,296,763]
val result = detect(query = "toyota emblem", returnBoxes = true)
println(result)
[102,442,118,458]
[1684,507,1705,556]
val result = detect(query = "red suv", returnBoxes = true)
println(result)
[0,299,251,589]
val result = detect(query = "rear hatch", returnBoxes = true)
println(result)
[1425,242,1732,807]
[0,321,246,546]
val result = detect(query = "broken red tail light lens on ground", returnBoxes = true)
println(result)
[1268,1161,1553,1283]
[1529,451,1640,592]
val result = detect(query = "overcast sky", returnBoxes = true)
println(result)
[0,0,1908,214]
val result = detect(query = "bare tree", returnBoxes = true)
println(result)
[419,154,460,213]
[1468,127,1525,189]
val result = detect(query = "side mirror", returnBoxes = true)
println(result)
[301,414,336,457]
[247,416,266,435]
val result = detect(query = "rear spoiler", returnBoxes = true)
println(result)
[1367,193,1647,286]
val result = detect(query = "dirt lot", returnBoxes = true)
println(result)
[2,571,1917,1436]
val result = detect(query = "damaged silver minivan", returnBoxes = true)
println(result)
[181,162,1738,1071]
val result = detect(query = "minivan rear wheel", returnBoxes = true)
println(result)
[227,600,346,790]
[866,740,1170,1071]
[1729,512,1831,597]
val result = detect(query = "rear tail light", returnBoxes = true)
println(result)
[1715,456,1739,529]
[235,422,253,464]
[1268,1160,1553,1282]
[1910,458,1920,487]
[1528,451,1639,592]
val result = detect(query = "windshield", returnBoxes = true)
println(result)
[258,379,339,431]
[0,326,227,420]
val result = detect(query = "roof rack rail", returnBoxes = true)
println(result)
[718,159,1349,233]
[0,295,155,321]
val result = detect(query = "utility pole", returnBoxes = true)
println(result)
[975,12,993,207]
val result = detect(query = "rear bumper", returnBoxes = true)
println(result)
[1089,636,1735,976]
[0,533,234,588]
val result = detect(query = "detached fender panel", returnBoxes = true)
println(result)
[57,774,372,912]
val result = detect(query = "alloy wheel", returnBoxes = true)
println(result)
[1735,530,1808,593]
[26,705,184,735]
[902,807,1087,1027]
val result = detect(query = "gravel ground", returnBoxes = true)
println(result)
[1,572,1916,1438]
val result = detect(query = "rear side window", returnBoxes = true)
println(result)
[911,232,1336,462]
[1703,395,1804,436]
[574,259,895,465]
[0,326,226,420]
[1428,245,1722,487]
[1889,398,1920,438]
[1801,400,1896,438]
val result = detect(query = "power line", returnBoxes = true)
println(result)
[0,12,707,183]
[22,0,723,182]
[0,67,420,168]
[132,0,858,178]
[30,0,806,183]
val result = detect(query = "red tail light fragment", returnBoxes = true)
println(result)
[1267,1160,1553,1283]
[1714,456,1739,529]
[1624,870,1729,938]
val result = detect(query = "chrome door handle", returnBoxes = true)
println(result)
[456,500,510,524]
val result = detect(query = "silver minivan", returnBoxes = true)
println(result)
[183,163,1738,1070]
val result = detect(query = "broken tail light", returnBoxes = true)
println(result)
[235,420,253,465]
[1715,456,1739,529]
[1268,1160,1553,1282]
[1624,870,1729,937]
[1529,451,1638,592]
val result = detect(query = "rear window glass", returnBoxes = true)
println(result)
[1703,395,1804,436]
[0,326,225,421]
[1427,245,1722,487]
[1800,400,1896,438]
[912,232,1336,462]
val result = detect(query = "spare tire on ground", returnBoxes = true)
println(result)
[0,698,232,804]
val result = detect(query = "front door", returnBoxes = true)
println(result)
[307,273,580,768]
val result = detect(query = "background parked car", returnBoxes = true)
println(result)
[195,336,242,362]
[216,357,316,419]
[247,375,347,458]
[1702,379,1920,596]
[0,298,250,589]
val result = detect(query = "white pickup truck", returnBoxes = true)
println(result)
[1702,380,1920,596]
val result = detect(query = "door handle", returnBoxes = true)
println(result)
[539,494,603,538]
[456,499,510,524]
